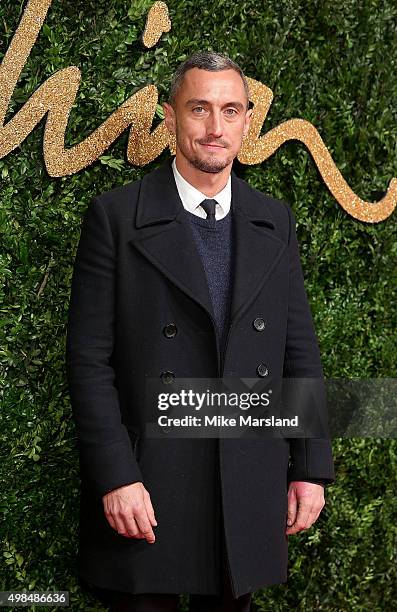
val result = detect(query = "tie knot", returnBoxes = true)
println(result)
[200,198,217,221]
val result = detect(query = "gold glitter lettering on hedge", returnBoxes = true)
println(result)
[238,78,396,223]
[0,0,395,223]
[142,1,171,48]
[0,0,170,174]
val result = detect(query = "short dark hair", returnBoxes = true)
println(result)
[169,51,250,109]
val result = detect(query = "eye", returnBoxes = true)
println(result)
[193,106,205,114]
[225,108,238,117]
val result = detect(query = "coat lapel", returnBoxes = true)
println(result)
[128,159,286,331]
[129,159,215,322]
[229,176,287,322]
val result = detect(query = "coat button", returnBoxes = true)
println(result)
[160,370,175,384]
[253,317,266,331]
[163,323,177,338]
[256,363,269,377]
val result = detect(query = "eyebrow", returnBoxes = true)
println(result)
[185,98,246,111]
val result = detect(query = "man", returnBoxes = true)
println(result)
[66,51,335,611]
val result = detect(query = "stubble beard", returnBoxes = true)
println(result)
[189,154,233,174]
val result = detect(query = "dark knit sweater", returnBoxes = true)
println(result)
[183,208,235,368]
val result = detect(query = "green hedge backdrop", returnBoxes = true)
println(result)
[0,0,396,610]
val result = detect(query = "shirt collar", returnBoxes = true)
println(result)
[172,157,231,220]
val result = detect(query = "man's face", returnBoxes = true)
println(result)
[163,68,252,174]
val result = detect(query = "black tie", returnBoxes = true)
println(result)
[200,199,217,226]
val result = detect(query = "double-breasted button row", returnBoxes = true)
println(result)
[161,320,268,378]
[253,317,266,331]
[161,324,177,384]
[253,317,269,375]
[253,317,269,376]
[163,322,178,338]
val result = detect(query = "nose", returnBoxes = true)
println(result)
[206,111,223,138]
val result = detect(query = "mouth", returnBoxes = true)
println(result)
[200,143,225,150]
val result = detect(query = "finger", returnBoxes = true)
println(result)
[286,504,322,534]
[294,500,312,531]
[134,505,156,543]
[103,496,129,536]
[143,489,158,526]
[286,499,312,535]
[123,514,142,538]
[112,505,141,538]
[120,501,147,538]
[286,487,297,527]
[286,516,308,535]
[113,512,131,537]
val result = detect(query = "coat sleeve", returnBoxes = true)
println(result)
[282,203,335,485]
[65,196,144,498]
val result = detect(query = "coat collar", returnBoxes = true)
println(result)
[129,158,286,375]
[135,157,276,228]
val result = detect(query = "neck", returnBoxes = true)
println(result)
[175,154,231,197]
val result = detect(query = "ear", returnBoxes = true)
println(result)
[163,102,176,134]
[243,107,253,137]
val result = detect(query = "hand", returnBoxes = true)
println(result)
[286,481,325,535]
[102,482,157,543]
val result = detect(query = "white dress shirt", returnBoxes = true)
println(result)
[172,157,231,220]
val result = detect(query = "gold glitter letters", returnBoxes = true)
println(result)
[0,0,395,222]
